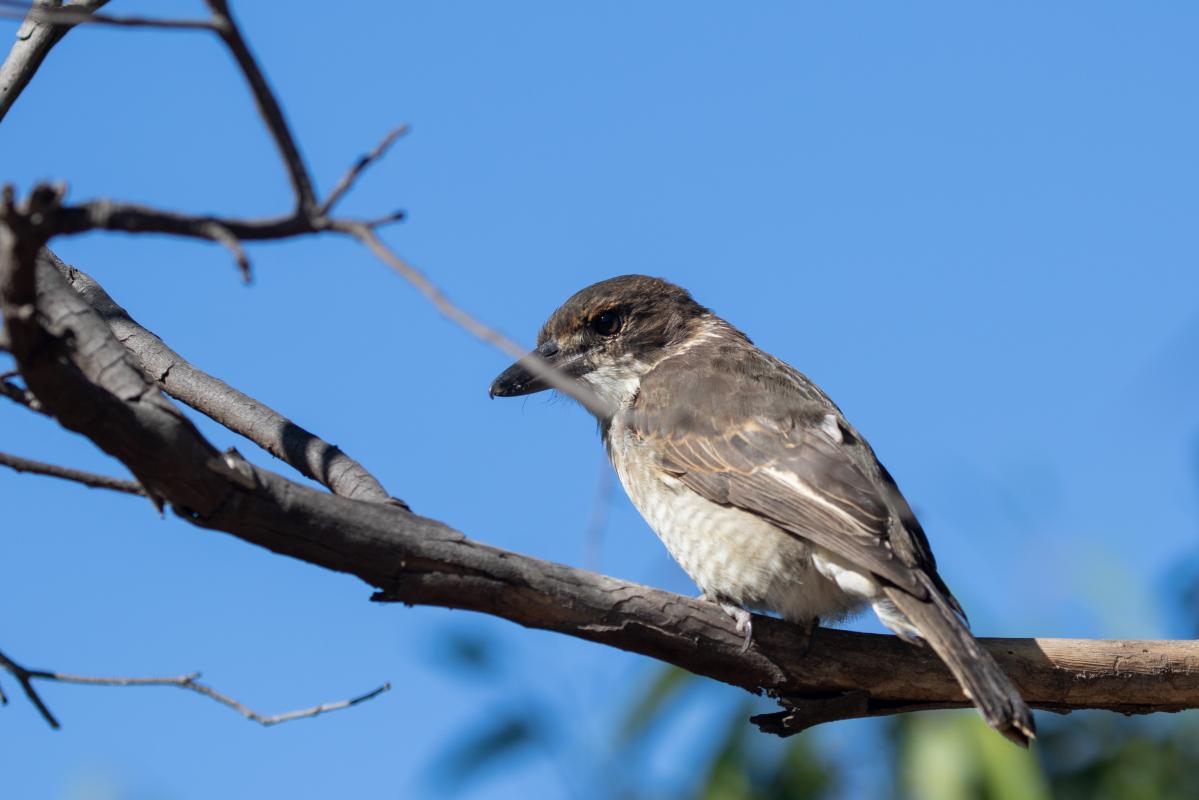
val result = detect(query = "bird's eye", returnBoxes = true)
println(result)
[590,310,622,337]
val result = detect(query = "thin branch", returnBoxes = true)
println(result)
[0,647,389,729]
[185,678,391,727]
[51,201,325,276]
[0,647,60,727]
[0,2,215,30]
[337,221,611,417]
[319,124,410,216]
[53,252,397,505]
[204,0,318,215]
[198,219,251,282]
[1,374,44,412]
[0,0,110,124]
[0,450,145,495]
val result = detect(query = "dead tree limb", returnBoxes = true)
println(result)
[46,251,397,504]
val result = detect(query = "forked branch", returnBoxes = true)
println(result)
[0,647,389,729]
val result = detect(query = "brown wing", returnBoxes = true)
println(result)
[628,343,957,607]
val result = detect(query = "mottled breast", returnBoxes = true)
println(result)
[605,414,866,624]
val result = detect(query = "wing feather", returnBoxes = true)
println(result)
[626,346,954,602]
[647,413,927,597]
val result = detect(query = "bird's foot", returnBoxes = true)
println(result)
[706,595,754,654]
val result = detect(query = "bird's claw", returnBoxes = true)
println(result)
[709,596,754,654]
[736,615,753,654]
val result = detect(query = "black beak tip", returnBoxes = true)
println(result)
[491,341,561,400]
[488,374,519,399]
[489,366,541,399]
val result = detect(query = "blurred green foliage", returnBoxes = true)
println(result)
[890,709,1199,800]
[619,668,837,800]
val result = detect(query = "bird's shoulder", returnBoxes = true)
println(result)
[631,335,837,435]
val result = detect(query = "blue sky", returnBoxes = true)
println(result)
[2,2,1197,797]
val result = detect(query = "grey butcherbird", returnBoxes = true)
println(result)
[489,275,1034,745]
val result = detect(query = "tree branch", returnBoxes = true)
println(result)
[0,450,145,495]
[0,0,109,124]
[0,1,216,31]
[47,250,397,505]
[320,124,410,216]
[2,223,1196,734]
[1,372,44,413]
[3,2,1191,738]
[0,646,389,729]
[204,0,318,215]
[1,0,610,415]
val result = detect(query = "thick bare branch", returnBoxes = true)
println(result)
[0,0,109,124]
[0,450,144,495]
[3,230,1196,734]
[47,250,396,504]
[0,647,388,729]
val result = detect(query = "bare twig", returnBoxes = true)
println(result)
[319,124,410,216]
[0,1,215,30]
[0,0,110,124]
[204,0,317,215]
[198,219,251,282]
[1,374,43,412]
[338,222,611,417]
[0,647,389,729]
[0,647,59,727]
[185,678,390,727]
[0,450,145,495]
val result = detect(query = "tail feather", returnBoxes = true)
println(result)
[884,580,1035,746]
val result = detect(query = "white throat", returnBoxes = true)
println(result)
[578,353,647,412]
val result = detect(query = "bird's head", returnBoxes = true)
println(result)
[489,275,710,411]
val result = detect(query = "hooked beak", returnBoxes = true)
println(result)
[489,340,576,398]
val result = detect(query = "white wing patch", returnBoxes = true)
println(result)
[818,413,843,443]
[811,551,880,600]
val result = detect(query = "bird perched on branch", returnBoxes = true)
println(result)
[489,275,1034,745]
